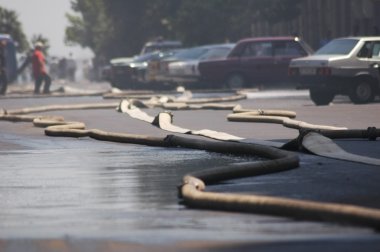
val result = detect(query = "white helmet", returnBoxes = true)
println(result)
[34,41,44,49]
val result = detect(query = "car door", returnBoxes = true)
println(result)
[356,41,380,72]
[368,41,380,63]
[368,41,380,86]
[239,41,274,83]
[272,40,308,82]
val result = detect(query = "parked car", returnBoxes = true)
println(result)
[198,36,313,89]
[133,50,178,85]
[109,51,179,89]
[109,57,135,89]
[145,52,182,84]
[146,47,207,84]
[289,36,380,105]
[167,43,235,85]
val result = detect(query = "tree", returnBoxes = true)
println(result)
[173,0,232,45]
[65,0,302,61]
[66,0,180,59]
[255,0,302,23]
[65,0,113,60]
[0,6,29,52]
[173,0,302,44]
[102,0,149,57]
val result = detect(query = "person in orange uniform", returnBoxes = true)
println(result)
[32,42,51,94]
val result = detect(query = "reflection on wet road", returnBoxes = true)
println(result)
[0,135,261,240]
[0,134,376,243]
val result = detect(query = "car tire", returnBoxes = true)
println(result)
[309,88,335,106]
[349,80,375,104]
[226,73,246,89]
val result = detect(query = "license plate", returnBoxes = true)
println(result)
[300,68,316,75]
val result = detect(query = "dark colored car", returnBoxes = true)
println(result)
[109,56,136,89]
[110,51,178,89]
[198,36,313,88]
[133,50,179,85]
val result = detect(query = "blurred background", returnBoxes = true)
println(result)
[0,0,379,85]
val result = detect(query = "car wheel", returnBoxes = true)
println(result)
[226,73,245,89]
[349,80,375,104]
[309,88,335,106]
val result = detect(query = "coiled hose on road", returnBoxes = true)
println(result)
[1,97,380,231]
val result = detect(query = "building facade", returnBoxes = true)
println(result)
[250,0,380,50]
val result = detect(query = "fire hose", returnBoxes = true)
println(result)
[1,97,380,231]
[33,117,380,230]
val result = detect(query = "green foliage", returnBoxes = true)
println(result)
[65,0,301,61]
[255,0,302,23]
[0,6,29,52]
[65,0,113,60]
[173,0,232,45]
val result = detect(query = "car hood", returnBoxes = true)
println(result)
[290,55,348,67]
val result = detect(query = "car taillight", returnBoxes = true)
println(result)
[288,67,299,76]
[317,67,331,76]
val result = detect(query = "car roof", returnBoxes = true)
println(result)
[334,36,380,41]
[237,36,299,43]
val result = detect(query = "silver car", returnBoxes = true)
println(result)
[289,37,380,105]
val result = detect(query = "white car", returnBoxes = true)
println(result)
[167,44,235,84]
[289,36,380,105]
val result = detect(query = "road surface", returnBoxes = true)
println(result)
[1,82,380,251]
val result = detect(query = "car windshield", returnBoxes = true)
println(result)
[315,39,359,55]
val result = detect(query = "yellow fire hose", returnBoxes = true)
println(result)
[228,113,347,131]
[3,102,119,115]
[32,118,380,230]
[1,99,380,231]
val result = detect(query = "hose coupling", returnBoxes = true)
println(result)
[182,175,205,191]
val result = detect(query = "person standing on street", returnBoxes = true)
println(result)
[32,42,51,94]
[0,40,8,95]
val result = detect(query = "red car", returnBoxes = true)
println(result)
[198,36,314,88]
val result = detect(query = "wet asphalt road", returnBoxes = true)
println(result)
[1,83,380,251]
